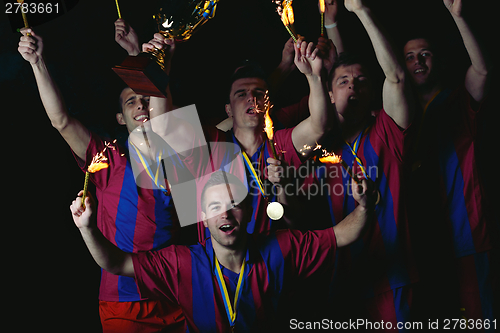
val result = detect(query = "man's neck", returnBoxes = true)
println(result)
[340,115,371,144]
[212,236,247,274]
[233,126,265,157]
[418,82,443,110]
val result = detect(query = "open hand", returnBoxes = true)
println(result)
[294,40,322,77]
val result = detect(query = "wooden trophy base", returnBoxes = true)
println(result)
[112,53,169,97]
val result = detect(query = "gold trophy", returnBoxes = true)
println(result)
[113,0,219,97]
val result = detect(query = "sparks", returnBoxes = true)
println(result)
[87,140,119,173]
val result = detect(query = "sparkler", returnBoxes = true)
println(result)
[301,143,361,184]
[82,140,120,208]
[319,0,325,36]
[258,91,278,159]
[16,0,30,36]
[279,0,297,42]
[115,0,122,19]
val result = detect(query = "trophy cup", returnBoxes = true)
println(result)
[112,0,219,97]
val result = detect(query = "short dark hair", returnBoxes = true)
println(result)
[328,52,371,90]
[200,170,249,212]
[227,60,268,103]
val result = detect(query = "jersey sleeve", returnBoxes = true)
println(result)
[275,228,337,280]
[132,245,186,303]
[371,109,414,163]
[274,127,305,168]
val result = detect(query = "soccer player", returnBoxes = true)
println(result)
[268,0,418,327]
[403,0,497,324]
[142,38,334,241]
[18,26,184,332]
[69,170,378,332]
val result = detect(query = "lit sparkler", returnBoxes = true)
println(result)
[258,90,278,159]
[319,0,325,36]
[301,143,361,184]
[82,140,120,208]
[277,0,297,42]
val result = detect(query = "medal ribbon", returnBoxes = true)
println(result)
[241,150,265,197]
[130,142,169,194]
[344,125,371,179]
[214,255,246,327]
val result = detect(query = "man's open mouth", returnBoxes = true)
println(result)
[134,114,149,122]
[219,224,236,233]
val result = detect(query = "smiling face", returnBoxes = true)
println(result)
[225,77,268,131]
[116,87,151,133]
[404,38,437,88]
[329,64,372,124]
[201,182,249,249]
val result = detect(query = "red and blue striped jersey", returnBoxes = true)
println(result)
[75,132,180,301]
[311,109,418,297]
[412,85,497,258]
[180,126,303,242]
[132,228,337,332]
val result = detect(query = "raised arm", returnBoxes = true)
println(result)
[70,191,134,277]
[133,34,196,156]
[18,28,90,160]
[324,0,345,54]
[114,18,141,56]
[332,178,376,247]
[345,0,414,129]
[291,40,334,158]
[444,0,490,102]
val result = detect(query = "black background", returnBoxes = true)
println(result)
[1,0,496,331]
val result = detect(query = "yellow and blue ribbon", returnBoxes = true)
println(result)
[241,150,265,197]
[214,255,246,327]
[130,142,170,194]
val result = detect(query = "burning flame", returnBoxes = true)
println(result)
[319,0,325,13]
[281,5,289,25]
[264,110,274,141]
[87,153,109,173]
[284,0,294,25]
[87,140,120,173]
[319,153,341,164]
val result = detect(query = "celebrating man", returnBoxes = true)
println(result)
[70,170,378,332]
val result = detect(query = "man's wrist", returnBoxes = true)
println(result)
[278,60,296,73]
[128,46,141,56]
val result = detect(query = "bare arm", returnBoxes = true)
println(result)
[137,34,197,155]
[324,0,345,54]
[345,0,414,129]
[267,37,299,93]
[444,0,490,102]
[291,40,333,158]
[70,191,134,277]
[18,28,90,160]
